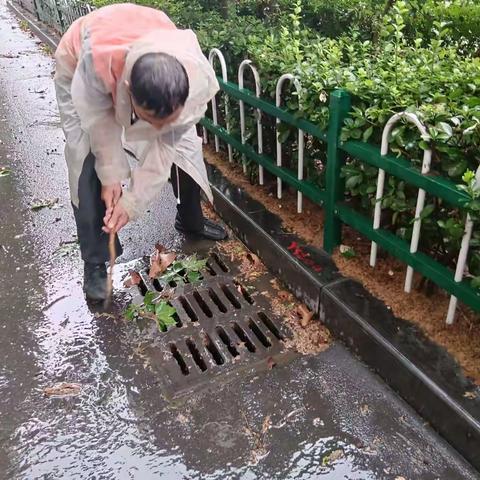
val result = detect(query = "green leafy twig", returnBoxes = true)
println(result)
[125,291,177,332]
[157,254,207,286]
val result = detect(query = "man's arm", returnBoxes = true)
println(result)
[70,49,130,190]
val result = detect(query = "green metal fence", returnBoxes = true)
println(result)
[33,0,91,33]
[199,76,480,321]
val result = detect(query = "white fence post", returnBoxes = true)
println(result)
[446,166,480,324]
[370,112,432,293]
[238,60,263,184]
[275,74,304,212]
[207,49,233,163]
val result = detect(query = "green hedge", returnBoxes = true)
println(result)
[92,0,480,289]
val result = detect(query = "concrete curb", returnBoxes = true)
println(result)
[8,1,480,472]
[8,1,60,50]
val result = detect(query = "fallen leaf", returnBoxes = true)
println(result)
[323,449,344,465]
[155,242,166,253]
[94,312,115,320]
[360,404,370,416]
[464,391,477,400]
[43,382,82,397]
[267,357,276,370]
[261,415,271,434]
[31,198,59,211]
[149,250,176,279]
[0,53,19,59]
[176,413,189,425]
[124,270,142,288]
[53,240,79,258]
[329,449,344,462]
[247,253,262,267]
[0,166,10,177]
[278,290,290,301]
[297,304,314,327]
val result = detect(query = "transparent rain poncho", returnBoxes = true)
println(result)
[54,4,219,219]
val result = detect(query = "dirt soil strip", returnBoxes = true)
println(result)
[205,147,480,386]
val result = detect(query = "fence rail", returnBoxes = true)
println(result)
[21,0,480,323]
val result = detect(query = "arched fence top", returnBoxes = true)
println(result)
[208,48,228,81]
[381,112,430,156]
[238,60,261,96]
[275,73,301,107]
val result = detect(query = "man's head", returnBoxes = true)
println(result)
[129,52,189,129]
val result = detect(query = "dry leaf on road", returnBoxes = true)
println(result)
[43,382,82,397]
[124,270,142,288]
[149,244,176,279]
[267,357,276,370]
[296,304,314,327]
[261,415,271,434]
[278,290,291,301]
[323,449,344,465]
[31,198,60,211]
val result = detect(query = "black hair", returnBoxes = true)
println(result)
[130,52,189,119]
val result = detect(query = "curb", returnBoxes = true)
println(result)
[8,2,480,472]
[208,164,480,472]
[8,1,60,50]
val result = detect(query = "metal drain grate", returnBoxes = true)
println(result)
[128,251,296,398]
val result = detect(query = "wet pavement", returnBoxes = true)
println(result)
[0,3,479,479]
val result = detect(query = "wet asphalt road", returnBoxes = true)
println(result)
[0,3,479,479]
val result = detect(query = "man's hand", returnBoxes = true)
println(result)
[102,202,129,234]
[101,183,122,228]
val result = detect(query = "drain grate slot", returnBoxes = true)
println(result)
[173,310,182,328]
[212,252,229,273]
[220,284,241,309]
[138,280,148,296]
[202,332,225,365]
[216,326,239,357]
[193,290,213,318]
[205,260,217,277]
[186,338,207,372]
[248,318,271,348]
[208,288,228,313]
[257,312,283,340]
[235,281,254,305]
[179,296,198,322]
[232,322,256,353]
[170,344,189,375]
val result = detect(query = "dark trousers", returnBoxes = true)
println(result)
[72,152,204,264]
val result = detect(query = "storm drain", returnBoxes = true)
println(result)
[129,251,296,398]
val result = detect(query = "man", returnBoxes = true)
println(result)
[54,3,226,301]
